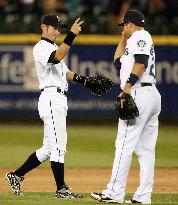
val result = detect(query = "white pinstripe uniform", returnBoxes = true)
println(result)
[33,38,69,163]
[102,30,161,203]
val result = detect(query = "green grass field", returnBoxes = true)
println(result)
[0,193,178,205]
[0,124,178,204]
[0,124,177,168]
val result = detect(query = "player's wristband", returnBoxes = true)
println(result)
[63,31,77,46]
[73,73,86,85]
[114,58,121,71]
[127,73,139,86]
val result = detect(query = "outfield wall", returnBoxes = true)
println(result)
[0,35,178,122]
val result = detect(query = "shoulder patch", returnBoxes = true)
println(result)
[137,40,146,48]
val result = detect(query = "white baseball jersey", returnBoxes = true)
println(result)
[33,39,69,92]
[120,30,156,89]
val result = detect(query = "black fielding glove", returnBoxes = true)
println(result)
[85,74,114,96]
[115,93,139,120]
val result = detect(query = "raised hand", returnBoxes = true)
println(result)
[70,18,84,35]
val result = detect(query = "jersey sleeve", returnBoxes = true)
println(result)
[61,60,69,74]
[130,33,151,56]
[33,43,57,67]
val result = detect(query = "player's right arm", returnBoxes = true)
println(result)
[114,32,127,60]
[54,18,84,61]
[114,31,127,71]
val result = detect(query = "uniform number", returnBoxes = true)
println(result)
[149,44,155,78]
[149,64,155,78]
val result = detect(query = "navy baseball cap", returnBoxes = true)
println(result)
[42,14,68,29]
[117,10,145,27]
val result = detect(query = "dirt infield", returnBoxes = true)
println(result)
[1,168,178,193]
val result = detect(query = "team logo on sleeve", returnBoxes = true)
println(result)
[137,40,146,47]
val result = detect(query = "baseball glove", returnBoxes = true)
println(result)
[85,74,114,96]
[115,93,139,120]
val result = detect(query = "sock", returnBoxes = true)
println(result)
[14,152,41,177]
[51,161,65,190]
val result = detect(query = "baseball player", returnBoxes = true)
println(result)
[91,10,161,204]
[5,14,88,198]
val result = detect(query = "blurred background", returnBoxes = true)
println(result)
[0,0,178,194]
[0,2,178,198]
[0,0,178,34]
[0,0,178,123]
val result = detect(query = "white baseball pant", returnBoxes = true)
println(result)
[36,87,68,163]
[102,85,161,203]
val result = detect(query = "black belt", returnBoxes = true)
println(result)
[141,83,152,87]
[41,87,68,96]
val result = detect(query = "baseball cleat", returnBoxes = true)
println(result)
[125,198,151,204]
[91,192,103,201]
[91,192,123,203]
[5,172,24,196]
[55,184,83,199]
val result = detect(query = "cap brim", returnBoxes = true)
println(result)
[117,22,124,26]
[60,23,68,29]
[57,22,68,29]
[51,21,68,29]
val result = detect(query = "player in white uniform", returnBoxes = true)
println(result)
[91,10,161,204]
[5,14,93,198]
